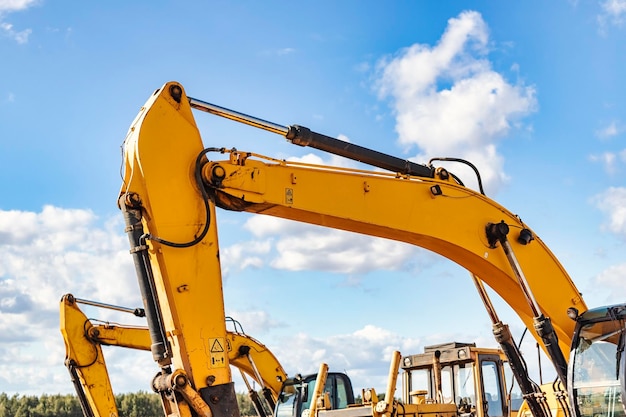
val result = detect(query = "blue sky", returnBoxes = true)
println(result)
[1,0,626,398]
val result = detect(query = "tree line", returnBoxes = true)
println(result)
[0,391,259,417]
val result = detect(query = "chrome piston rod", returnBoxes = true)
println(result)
[73,296,145,317]
[486,221,569,389]
[189,97,288,136]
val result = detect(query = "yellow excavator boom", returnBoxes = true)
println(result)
[77,80,603,417]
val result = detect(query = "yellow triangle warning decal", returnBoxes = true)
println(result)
[210,338,224,353]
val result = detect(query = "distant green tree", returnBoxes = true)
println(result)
[116,391,162,417]
[0,390,265,417]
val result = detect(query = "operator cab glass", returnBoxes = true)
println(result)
[275,373,353,417]
[276,379,301,417]
[402,344,510,417]
[569,305,626,417]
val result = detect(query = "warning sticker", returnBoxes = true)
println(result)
[208,338,226,368]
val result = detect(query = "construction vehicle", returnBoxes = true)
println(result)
[275,342,518,417]
[60,293,522,417]
[401,342,512,417]
[64,80,626,417]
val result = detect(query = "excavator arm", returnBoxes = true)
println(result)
[120,82,239,416]
[125,84,584,358]
[117,81,615,417]
[60,294,287,417]
[202,150,585,353]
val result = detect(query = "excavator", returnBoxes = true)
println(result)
[61,294,519,417]
[61,293,523,417]
[63,81,626,417]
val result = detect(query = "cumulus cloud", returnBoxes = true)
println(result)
[221,239,272,275]
[376,10,537,194]
[271,230,416,274]
[0,0,37,44]
[239,215,433,276]
[270,325,422,388]
[0,206,143,394]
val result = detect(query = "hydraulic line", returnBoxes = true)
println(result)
[240,369,269,417]
[486,222,569,389]
[471,274,550,417]
[68,364,97,417]
[241,346,276,411]
[141,147,216,249]
[119,194,170,367]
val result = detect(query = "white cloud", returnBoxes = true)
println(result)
[593,186,626,236]
[243,215,297,238]
[0,0,38,13]
[271,230,417,274]
[221,239,272,275]
[240,215,433,275]
[0,206,547,396]
[287,152,354,168]
[271,325,423,388]
[0,21,30,43]
[0,206,142,394]
[0,0,37,44]
[376,10,536,194]
[598,0,626,30]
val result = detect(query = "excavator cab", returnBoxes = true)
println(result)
[569,304,626,417]
[275,373,355,417]
[401,342,513,417]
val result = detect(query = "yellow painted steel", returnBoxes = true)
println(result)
[120,82,231,391]
[115,81,589,417]
[87,325,287,398]
[121,81,585,364]
[60,294,119,417]
[308,363,329,416]
[206,150,585,358]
